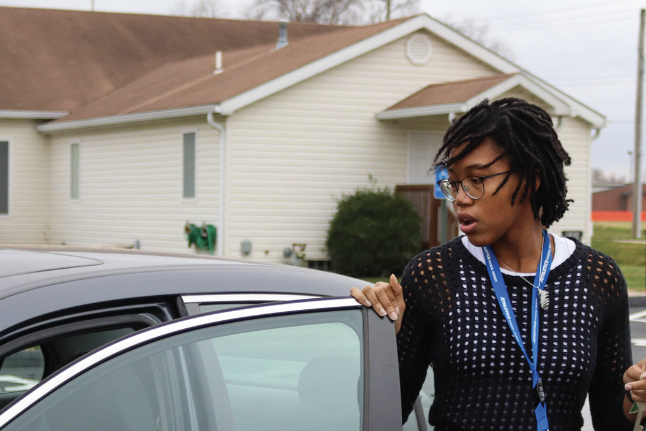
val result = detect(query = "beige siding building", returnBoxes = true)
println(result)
[0,8,605,263]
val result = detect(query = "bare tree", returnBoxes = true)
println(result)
[439,15,515,60]
[592,168,626,184]
[170,0,225,18]
[364,0,418,23]
[243,0,419,25]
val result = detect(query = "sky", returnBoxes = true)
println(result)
[2,0,646,182]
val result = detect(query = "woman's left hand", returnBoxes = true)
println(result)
[624,358,646,402]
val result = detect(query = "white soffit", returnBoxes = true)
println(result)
[37,105,220,133]
[376,103,467,120]
[0,110,68,119]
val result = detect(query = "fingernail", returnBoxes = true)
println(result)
[365,300,371,307]
[626,384,633,391]
[641,373,646,380]
[389,311,398,320]
[379,308,387,316]
[395,306,400,315]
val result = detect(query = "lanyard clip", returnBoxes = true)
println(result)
[534,379,546,404]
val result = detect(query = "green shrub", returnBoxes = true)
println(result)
[326,186,422,278]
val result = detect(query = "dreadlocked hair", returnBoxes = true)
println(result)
[434,98,572,228]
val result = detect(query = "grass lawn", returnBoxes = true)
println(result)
[591,222,646,291]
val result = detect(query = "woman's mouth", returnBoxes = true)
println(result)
[457,214,477,233]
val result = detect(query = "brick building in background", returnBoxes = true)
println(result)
[592,183,646,221]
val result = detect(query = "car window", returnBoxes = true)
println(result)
[199,303,253,313]
[1,309,364,431]
[0,325,143,414]
[0,348,43,393]
[182,294,321,316]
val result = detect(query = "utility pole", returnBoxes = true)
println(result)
[632,9,645,238]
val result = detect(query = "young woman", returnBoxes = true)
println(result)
[351,98,646,431]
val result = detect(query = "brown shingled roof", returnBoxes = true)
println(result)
[385,73,517,111]
[0,7,349,112]
[53,17,409,122]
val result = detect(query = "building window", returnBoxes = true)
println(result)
[70,143,80,200]
[183,132,196,199]
[0,141,8,214]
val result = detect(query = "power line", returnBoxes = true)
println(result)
[490,9,637,30]
[528,48,635,59]
[556,80,636,87]
[492,6,637,27]
[547,74,634,81]
[490,14,639,31]
[486,0,638,22]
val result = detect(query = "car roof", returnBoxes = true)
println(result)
[0,246,252,293]
[0,247,369,335]
[0,246,367,295]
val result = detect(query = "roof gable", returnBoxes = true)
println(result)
[36,12,605,132]
[377,73,571,120]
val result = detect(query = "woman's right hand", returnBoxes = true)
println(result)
[350,274,405,333]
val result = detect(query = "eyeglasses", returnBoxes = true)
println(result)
[437,171,510,201]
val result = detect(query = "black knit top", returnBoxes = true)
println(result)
[397,236,633,431]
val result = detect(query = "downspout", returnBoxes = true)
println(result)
[207,111,226,257]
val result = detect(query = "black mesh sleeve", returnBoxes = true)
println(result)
[588,253,634,430]
[397,264,434,423]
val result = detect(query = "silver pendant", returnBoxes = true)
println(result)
[539,289,550,310]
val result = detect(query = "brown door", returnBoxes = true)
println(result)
[395,185,459,249]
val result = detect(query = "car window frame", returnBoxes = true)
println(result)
[0,297,402,431]
[180,293,322,316]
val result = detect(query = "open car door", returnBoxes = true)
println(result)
[0,298,402,431]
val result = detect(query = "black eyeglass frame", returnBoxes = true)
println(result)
[436,171,510,201]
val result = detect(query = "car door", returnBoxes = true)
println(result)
[0,298,402,431]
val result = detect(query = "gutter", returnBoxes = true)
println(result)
[37,105,221,133]
[207,111,227,258]
[376,103,467,120]
[0,110,68,120]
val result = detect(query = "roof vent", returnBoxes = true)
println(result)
[406,34,432,65]
[214,51,223,75]
[275,20,288,50]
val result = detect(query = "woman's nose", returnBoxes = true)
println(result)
[454,184,474,206]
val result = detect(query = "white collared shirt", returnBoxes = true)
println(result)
[461,233,576,276]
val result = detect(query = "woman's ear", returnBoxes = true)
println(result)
[534,171,541,190]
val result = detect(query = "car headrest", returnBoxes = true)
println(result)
[297,354,360,405]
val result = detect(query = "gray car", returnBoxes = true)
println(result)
[0,246,432,431]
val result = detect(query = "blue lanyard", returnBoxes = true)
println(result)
[483,230,552,431]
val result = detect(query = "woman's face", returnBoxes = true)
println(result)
[448,138,533,247]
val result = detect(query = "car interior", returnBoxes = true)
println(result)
[0,320,154,412]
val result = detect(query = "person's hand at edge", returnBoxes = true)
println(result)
[350,274,405,333]
[623,358,646,422]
